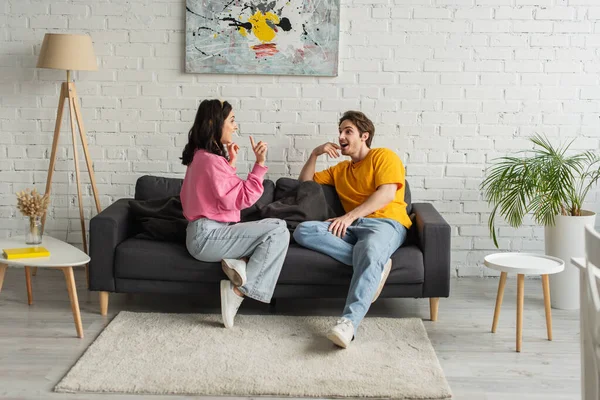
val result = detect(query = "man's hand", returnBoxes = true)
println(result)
[227,142,240,167]
[326,214,357,238]
[299,142,339,182]
[313,142,341,159]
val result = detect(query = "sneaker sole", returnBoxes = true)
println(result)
[372,261,392,303]
[220,280,233,329]
[221,260,245,287]
[327,331,349,349]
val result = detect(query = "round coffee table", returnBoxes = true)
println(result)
[0,235,89,338]
[484,252,565,352]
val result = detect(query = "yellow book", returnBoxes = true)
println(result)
[2,247,50,260]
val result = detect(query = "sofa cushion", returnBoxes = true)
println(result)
[114,239,424,285]
[115,238,221,282]
[275,177,412,216]
[279,244,424,285]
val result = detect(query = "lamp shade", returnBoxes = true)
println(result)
[36,33,97,71]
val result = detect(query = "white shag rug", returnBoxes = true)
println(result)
[55,312,452,399]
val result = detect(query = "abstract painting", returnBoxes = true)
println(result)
[185,0,340,76]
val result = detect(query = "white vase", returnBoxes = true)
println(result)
[545,211,597,310]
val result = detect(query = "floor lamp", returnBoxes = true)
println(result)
[36,33,102,285]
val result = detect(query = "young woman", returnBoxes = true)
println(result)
[180,99,289,328]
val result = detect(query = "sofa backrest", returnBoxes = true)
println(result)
[274,177,412,217]
[134,174,276,204]
[134,174,412,218]
[135,175,183,200]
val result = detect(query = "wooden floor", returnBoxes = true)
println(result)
[0,268,580,400]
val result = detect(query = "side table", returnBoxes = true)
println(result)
[0,235,90,338]
[484,252,565,352]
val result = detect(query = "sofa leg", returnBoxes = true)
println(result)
[430,298,439,321]
[99,291,109,316]
[269,298,277,314]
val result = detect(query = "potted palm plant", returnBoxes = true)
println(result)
[481,134,600,309]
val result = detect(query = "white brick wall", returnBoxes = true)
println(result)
[1,0,599,277]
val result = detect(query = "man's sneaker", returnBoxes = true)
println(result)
[220,280,244,328]
[221,258,247,287]
[372,259,392,303]
[326,318,355,349]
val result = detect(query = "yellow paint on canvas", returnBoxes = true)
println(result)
[248,11,280,43]
[239,27,248,37]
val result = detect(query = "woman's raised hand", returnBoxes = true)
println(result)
[249,136,268,166]
[227,142,240,167]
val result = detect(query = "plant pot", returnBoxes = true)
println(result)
[545,210,597,310]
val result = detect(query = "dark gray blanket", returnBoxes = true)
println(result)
[259,180,336,233]
[129,196,188,243]
[128,180,332,243]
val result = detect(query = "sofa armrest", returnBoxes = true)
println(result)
[412,203,451,298]
[89,198,135,292]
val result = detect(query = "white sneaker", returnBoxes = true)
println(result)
[221,258,247,287]
[372,259,392,303]
[220,280,244,328]
[326,318,355,349]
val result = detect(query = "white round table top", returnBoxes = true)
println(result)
[0,235,89,267]
[484,252,565,275]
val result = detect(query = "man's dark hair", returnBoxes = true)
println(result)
[339,111,375,148]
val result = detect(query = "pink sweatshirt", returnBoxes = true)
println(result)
[181,149,267,223]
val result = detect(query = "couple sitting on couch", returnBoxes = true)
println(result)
[180,99,412,349]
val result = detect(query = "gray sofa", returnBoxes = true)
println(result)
[89,175,451,320]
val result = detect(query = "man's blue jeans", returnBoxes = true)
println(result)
[293,217,408,333]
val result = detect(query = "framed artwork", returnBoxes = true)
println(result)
[185,0,340,76]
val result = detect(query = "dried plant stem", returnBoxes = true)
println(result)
[29,217,39,237]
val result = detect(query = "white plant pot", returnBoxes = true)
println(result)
[545,211,597,310]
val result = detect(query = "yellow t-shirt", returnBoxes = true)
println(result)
[313,148,412,229]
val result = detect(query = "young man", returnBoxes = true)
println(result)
[293,111,412,348]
